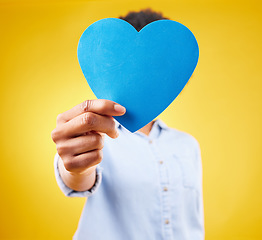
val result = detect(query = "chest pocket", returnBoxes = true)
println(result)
[173,154,197,189]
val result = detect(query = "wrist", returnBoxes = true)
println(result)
[58,157,97,191]
[70,165,97,177]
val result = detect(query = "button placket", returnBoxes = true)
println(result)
[149,139,173,239]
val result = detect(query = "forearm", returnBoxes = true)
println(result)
[58,156,97,192]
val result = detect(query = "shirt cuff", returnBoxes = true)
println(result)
[54,153,102,197]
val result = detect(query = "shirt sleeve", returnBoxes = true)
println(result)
[54,153,102,197]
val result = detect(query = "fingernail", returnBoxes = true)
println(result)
[114,104,126,113]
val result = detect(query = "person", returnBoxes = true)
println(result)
[51,8,204,240]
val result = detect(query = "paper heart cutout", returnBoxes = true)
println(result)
[77,18,199,132]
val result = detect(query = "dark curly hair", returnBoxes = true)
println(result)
[119,8,169,32]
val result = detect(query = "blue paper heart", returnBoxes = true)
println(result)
[77,18,199,132]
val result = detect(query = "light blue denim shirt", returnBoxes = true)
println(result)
[54,119,204,240]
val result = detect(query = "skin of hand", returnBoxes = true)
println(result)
[51,99,126,191]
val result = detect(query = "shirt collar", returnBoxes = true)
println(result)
[115,118,168,133]
[155,119,168,131]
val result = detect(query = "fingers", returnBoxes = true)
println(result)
[63,150,103,173]
[57,99,126,124]
[56,133,104,157]
[53,112,118,140]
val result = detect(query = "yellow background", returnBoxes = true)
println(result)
[0,0,261,239]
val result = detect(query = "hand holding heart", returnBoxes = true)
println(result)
[51,99,126,191]
[51,99,125,174]
[77,18,199,132]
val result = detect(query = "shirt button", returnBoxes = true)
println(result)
[159,160,163,164]
[163,187,168,192]
[149,140,153,144]
[165,219,170,225]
